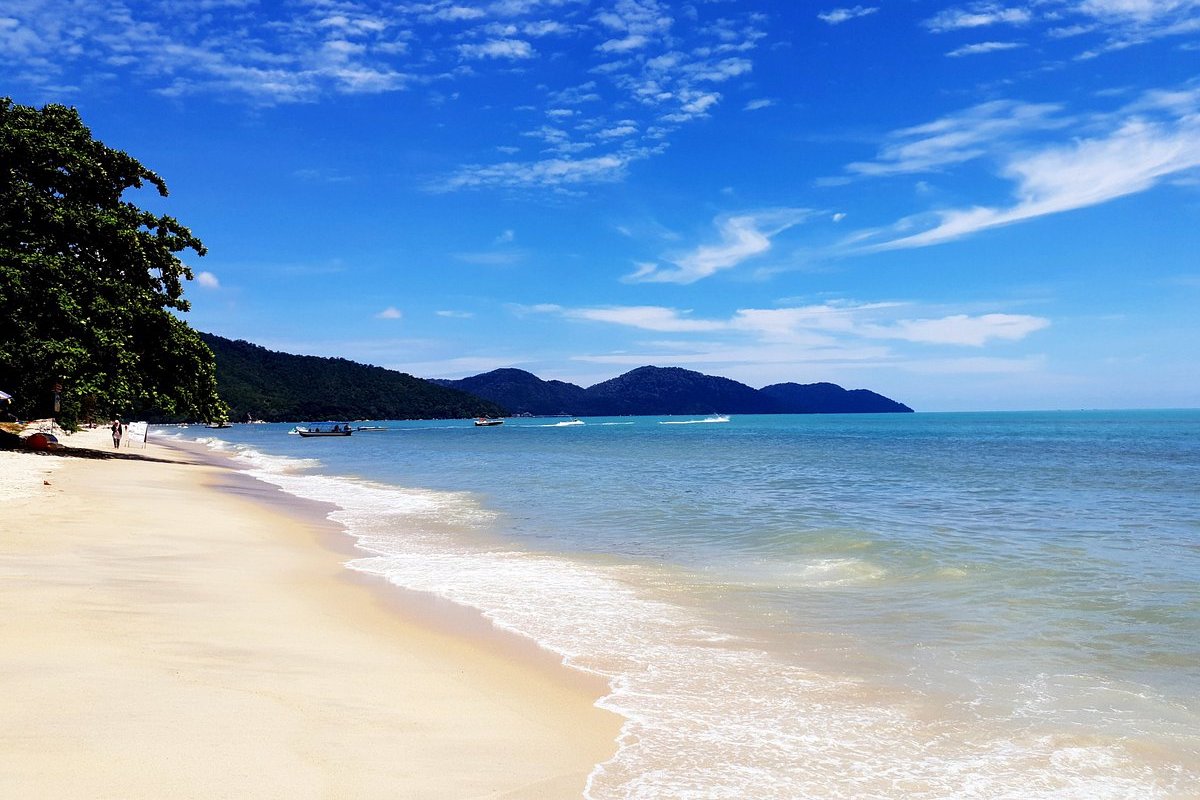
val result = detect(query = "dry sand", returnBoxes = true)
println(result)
[0,429,620,799]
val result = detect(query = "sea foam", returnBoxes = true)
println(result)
[192,434,1197,800]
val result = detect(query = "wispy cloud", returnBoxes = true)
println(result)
[924,4,1033,33]
[863,87,1200,249]
[436,151,645,191]
[946,40,1025,56]
[625,209,812,284]
[818,6,879,25]
[565,306,727,332]
[375,306,403,319]
[540,300,1049,348]
[0,0,769,193]
[845,100,1067,177]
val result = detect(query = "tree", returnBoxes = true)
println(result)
[0,98,227,426]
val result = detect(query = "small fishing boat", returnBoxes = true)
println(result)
[296,424,352,437]
[474,418,504,426]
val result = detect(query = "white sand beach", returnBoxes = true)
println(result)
[0,429,619,798]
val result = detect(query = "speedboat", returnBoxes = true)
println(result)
[474,418,504,426]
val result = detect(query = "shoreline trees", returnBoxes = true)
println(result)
[0,98,227,427]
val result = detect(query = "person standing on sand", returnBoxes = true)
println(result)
[110,419,122,449]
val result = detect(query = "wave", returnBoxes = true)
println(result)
[658,415,730,425]
[170,431,1196,800]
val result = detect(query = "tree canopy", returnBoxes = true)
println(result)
[0,98,226,426]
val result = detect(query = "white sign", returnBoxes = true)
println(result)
[127,421,149,446]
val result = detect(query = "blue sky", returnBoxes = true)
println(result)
[4,0,1198,410]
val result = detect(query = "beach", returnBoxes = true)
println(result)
[0,429,620,799]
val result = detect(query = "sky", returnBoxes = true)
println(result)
[3,0,1199,411]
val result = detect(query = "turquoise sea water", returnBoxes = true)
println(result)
[176,410,1200,798]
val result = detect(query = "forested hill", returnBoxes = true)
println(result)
[435,366,913,416]
[200,333,506,422]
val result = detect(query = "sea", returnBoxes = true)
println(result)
[168,410,1200,799]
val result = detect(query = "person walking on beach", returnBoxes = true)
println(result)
[111,419,122,449]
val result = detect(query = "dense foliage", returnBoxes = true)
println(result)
[201,333,507,422]
[437,366,914,415]
[432,368,588,416]
[0,98,226,426]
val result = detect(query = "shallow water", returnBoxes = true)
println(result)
[177,410,1200,798]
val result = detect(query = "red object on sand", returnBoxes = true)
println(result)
[25,432,57,450]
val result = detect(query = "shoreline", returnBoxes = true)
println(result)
[0,429,621,798]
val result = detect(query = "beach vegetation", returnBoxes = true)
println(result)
[200,333,507,422]
[0,98,227,427]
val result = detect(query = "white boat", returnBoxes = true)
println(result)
[474,418,504,426]
[293,424,353,437]
[658,414,730,425]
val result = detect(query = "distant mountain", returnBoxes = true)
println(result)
[430,368,586,416]
[437,365,913,416]
[200,333,506,422]
[584,366,777,415]
[759,382,914,414]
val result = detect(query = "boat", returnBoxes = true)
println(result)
[206,422,232,429]
[296,424,352,437]
[658,414,730,425]
[474,418,504,426]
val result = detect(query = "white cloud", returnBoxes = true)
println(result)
[946,40,1025,56]
[597,33,650,52]
[495,229,516,243]
[862,314,1050,345]
[596,121,638,138]
[846,100,1067,177]
[925,4,1033,33]
[547,301,1051,344]
[437,151,639,191]
[457,39,534,59]
[566,305,727,332]
[743,98,775,111]
[196,271,220,288]
[818,6,879,25]
[436,309,475,318]
[875,110,1200,249]
[626,209,812,284]
[375,306,403,319]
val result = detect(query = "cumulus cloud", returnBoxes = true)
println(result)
[196,271,220,288]
[375,306,403,319]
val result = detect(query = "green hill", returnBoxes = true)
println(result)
[200,333,505,422]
